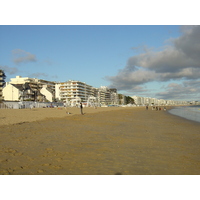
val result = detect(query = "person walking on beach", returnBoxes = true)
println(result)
[80,102,84,115]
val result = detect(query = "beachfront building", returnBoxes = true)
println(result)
[110,88,119,105]
[131,95,192,106]
[132,96,143,106]
[3,82,45,101]
[149,98,156,106]
[0,70,6,102]
[56,80,93,104]
[144,97,152,105]
[190,101,200,105]
[40,85,55,102]
[132,96,167,106]
[98,86,111,105]
[37,79,56,102]
[3,76,56,102]
[157,99,167,106]
[3,83,23,101]
[55,82,119,106]
[98,86,118,105]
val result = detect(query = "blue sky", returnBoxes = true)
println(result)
[0,1,199,195]
[1,25,200,101]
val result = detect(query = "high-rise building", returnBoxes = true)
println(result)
[57,80,93,103]
[98,86,118,105]
[56,82,118,106]
[0,70,6,102]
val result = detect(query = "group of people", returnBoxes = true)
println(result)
[81,103,167,115]
[146,105,167,111]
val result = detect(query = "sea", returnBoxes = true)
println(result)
[168,105,200,123]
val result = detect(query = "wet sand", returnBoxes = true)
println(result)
[0,106,200,175]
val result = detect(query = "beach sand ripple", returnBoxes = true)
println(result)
[0,107,200,175]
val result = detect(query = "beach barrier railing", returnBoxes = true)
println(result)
[0,101,64,109]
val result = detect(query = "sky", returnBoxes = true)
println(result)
[1,0,199,198]
[1,2,200,102]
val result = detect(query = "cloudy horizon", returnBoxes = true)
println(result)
[106,25,200,101]
[1,25,200,102]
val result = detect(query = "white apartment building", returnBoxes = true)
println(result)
[98,86,118,105]
[110,91,119,105]
[10,76,55,93]
[56,82,118,106]
[3,82,47,102]
[132,96,143,105]
[3,83,23,101]
[3,75,118,105]
[98,86,111,105]
[40,85,55,102]
[3,76,56,102]
[57,80,93,103]
[131,95,191,106]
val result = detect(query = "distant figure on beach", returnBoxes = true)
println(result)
[80,102,84,115]
[164,107,166,111]
[146,105,148,110]
[156,107,158,111]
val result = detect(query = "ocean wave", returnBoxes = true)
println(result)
[168,105,200,123]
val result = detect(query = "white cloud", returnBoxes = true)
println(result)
[156,80,200,100]
[28,72,48,78]
[106,26,200,100]
[12,49,37,64]
[0,65,19,74]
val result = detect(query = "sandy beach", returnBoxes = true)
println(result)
[0,106,200,175]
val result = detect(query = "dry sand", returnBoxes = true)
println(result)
[0,106,200,175]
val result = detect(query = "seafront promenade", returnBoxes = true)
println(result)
[0,106,200,175]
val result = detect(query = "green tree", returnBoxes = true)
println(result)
[125,96,135,104]
[118,94,123,105]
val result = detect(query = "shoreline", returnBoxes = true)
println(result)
[1,106,200,175]
[167,105,200,124]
